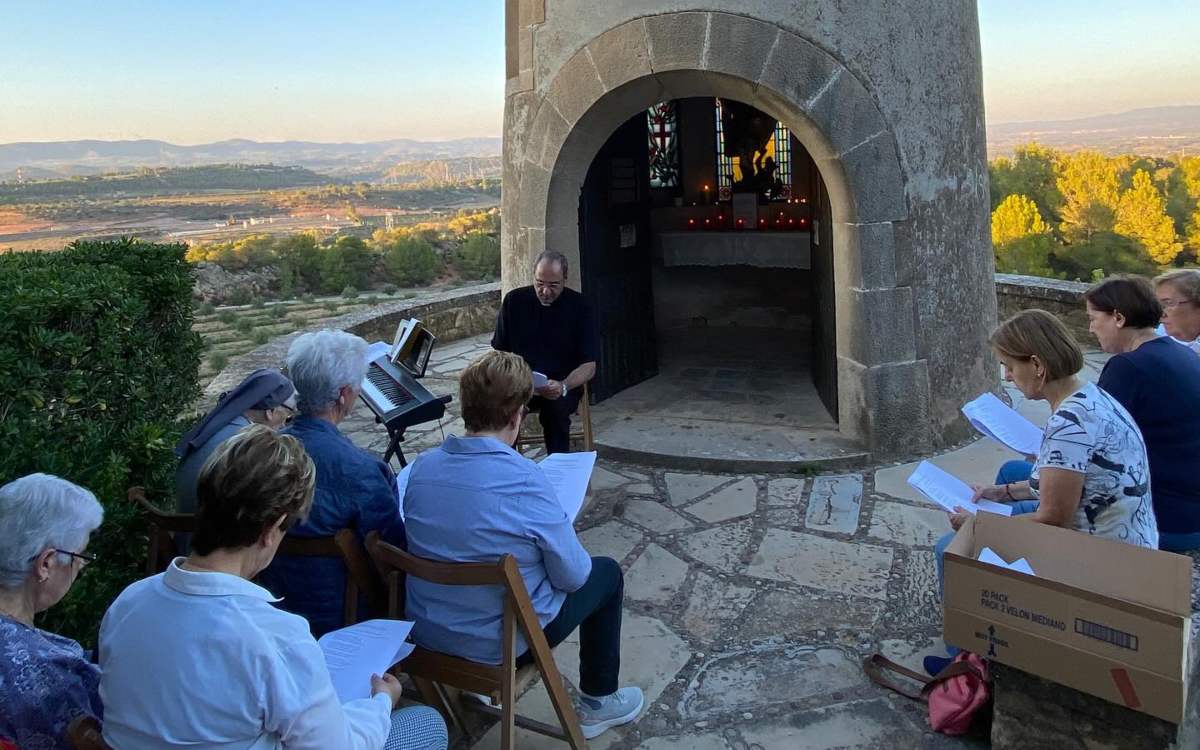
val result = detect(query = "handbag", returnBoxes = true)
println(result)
[862,652,992,735]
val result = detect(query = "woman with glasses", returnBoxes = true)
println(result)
[99,425,447,750]
[0,474,104,750]
[175,368,297,516]
[1155,269,1200,356]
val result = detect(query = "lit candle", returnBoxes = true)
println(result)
[703,184,711,204]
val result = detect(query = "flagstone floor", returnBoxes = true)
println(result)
[338,335,1124,749]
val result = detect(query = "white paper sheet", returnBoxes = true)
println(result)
[532,371,549,389]
[539,451,597,521]
[961,392,1043,457]
[978,546,1036,576]
[906,461,1014,517]
[318,619,416,703]
[363,341,391,366]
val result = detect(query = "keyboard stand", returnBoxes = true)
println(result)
[379,419,409,468]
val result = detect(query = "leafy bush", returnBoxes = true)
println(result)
[455,232,501,279]
[225,287,252,307]
[301,293,316,304]
[342,285,359,299]
[323,300,340,312]
[250,298,266,310]
[366,295,379,305]
[251,329,271,345]
[270,303,288,319]
[381,283,398,295]
[0,239,202,646]
[208,351,230,370]
[318,236,376,294]
[198,301,216,316]
[289,314,308,326]
[234,317,254,334]
[382,236,441,286]
[216,309,236,325]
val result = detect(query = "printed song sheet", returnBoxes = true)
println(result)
[539,451,597,521]
[363,341,392,366]
[906,461,1013,517]
[532,371,549,389]
[961,392,1043,457]
[318,619,415,703]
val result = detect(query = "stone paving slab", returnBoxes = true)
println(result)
[685,477,758,523]
[746,529,895,601]
[804,474,864,535]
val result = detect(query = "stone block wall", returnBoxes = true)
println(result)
[994,273,1091,344]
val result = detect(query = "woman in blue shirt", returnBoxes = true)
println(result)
[1086,275,1200,551]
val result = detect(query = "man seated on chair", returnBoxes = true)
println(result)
[492,250,598,454]
[257,329,403,637]
[402,350,643,739]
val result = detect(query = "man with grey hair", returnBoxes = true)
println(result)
[492,250,599,453]
[0,473,104,749]
[257,329,404,636]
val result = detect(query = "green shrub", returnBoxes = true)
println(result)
[381,283,398,295]
[455,232,501,280]
[318,236,376,294]
[250,297,266,310]
[208,351,230,370]
[342,285,359,299]
[234,317,255,334]
[289,314,308,326]
[382,236,441,286]
[323,300,340,312]
[301,293,316,304]
[225,287,252,306]
[0,239,202,646]
[251,329,271,345]
[198,301,216,316]
[217,310,237,325]
[365,295,379,305]
[270,303,288,319]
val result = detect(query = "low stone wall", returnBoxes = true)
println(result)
[202,283,499,406]
[995,273,1091,343]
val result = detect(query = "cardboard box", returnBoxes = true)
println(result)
[944,512,1193,722]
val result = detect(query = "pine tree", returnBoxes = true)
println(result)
[991,194,1050,247]
[1115,170,1183,265]
[1056,151,1120,239]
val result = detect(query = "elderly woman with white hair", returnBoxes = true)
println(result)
[0,474,104,750]
[1155,269,1200,356]
[257,330,404,637]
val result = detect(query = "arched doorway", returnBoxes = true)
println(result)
[577,97,841,447]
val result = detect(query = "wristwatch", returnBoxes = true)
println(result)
[560,382,569,398]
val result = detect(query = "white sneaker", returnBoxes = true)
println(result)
[575,686,644,739]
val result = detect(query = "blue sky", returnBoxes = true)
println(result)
[0,0,1196,143]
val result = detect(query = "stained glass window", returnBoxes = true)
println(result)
[715,98,792,200]
[647,102,679,188]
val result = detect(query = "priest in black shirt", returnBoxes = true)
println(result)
[492,250,599,453]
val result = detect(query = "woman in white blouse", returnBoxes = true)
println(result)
[98,425,446,750]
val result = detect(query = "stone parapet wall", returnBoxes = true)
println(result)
[202,283,499,407]
[995,273,1092,344]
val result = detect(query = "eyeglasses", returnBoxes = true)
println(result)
[1159,298,1195,310]
[280,403,298,424]
[52,549,97,568]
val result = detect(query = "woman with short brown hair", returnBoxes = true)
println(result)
[99,425,446,750]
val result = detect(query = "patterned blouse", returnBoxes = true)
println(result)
[0,614,102,750]
[1030,381,1159,548]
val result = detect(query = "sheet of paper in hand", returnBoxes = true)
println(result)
[906,461,1013,516]
[961,392,1043,457]
[532,371,549,389]
[539,451,597,521]
[318,619,415,703]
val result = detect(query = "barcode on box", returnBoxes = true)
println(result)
[1075,618,1138,651]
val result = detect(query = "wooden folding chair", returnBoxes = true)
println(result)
[127,487,197,574]
[515,382,595,454]
[366,532,587,750]
[276,530,387,627]
[66,715,112,750]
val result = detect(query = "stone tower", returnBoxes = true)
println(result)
[501,1,996,460]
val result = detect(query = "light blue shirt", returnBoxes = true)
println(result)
[99,559,392,750]
[402,435,592,665]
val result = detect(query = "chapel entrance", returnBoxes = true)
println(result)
[579,98,849,466]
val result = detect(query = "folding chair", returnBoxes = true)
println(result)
[515,382,595,454]
[276,530,387,627]
[365,532,587,750]
[127,487,197,575]
[66,715,112,750]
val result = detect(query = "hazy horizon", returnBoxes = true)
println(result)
[1,0,1197,144]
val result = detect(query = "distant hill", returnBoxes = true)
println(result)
[0,137,502,176]
[987,106,1200,157]
[0,164,334,202]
